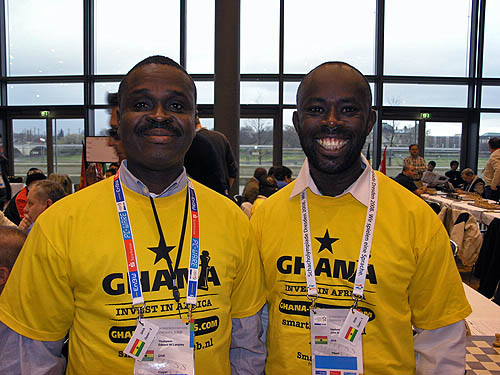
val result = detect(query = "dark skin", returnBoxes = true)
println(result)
[117,64,196,194]
[293,64,376,196]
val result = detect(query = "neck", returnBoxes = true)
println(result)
[309,158,364,197]
[126,161,183,195]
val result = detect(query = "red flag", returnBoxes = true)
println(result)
[379,146,387,175]
[79,142,87,190]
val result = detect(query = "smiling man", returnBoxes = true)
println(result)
[0,56,266,375]
[251,62,471,375]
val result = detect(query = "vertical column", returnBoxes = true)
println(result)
[214,0,240,196]
[46,118,54,175]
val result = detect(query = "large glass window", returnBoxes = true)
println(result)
[241,0,279,73]
[381,120,419,177]
[240,118,274,192]
[483,0,500,77]
[283,109,304,179]
[284,0,376,74]
[241,82,279,104]
[384,0,471,76]
[187,0,215,74]
[5,0,83,76]
[424,122,462,173]
[8,83,84,105]
[95,82,120,105]
[53,119,84,183]
[478,113,500,176]
[13,119,48,176]
[383,84,468,108]
[481,86,500,109]
[194,81,214,105]
[94,0,180,74]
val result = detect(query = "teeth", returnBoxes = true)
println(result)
[316,138,346,151]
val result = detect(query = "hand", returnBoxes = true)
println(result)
[18,215,33,231]
[86,163,103,185]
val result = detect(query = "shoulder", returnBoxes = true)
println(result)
[191,180,248,221]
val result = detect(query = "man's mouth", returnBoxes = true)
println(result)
[141,128,180,143]
[316,137,348,152]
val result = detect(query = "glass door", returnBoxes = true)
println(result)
[423,122,463,174]
[380,120,419,177]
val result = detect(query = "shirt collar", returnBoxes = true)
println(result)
[290,154,372,207]
[118,160,188,198]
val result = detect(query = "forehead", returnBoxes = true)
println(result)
[122,64,195,100]
[298,65,369,106]
[410,145,418,150]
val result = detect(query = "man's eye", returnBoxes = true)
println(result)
[169,102,184,111]
[342,106,357,113]
[133,102,150,110]
[308,106,324,113]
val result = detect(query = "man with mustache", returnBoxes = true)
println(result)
[251,62,471,374]
[0,56,266,375]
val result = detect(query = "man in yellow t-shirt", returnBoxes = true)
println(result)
[0,56,266,374]
[251,62,471,374]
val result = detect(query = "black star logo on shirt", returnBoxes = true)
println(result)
[315,229,339,254]
[148,239,176,265]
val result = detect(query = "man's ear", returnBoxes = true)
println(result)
[292,111,300,134]
[0,266,10,288]
[46,199,53,208]
[367,109,377,134]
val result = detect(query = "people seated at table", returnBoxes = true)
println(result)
[421,160,448,187]
[457,168,485,196]
[242,167,267,204]
[394,165,427,196]
[445,160,464,188]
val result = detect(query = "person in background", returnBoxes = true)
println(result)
[274,166,293,189]
[483,137,500,201]
[242,167,267,204]
[395,165,427,196]
[403,144,426,183]
[48,173,73,195]
[251,61,470,374]
[3,168,46,225]
[0,153,11,210]
[458,168,485,196]
[241,174,278,218]
[426,160,436,172]
[195,113,238,194]
[18,180,66,233]
[106,92,126,164]
[0,226,26,295]
[445,160,464,188]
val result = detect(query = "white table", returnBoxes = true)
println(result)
[463,283,500,335]
[422,193,500,226]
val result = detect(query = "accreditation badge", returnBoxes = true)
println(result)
[134,319,195,375]
[310,309,364,375]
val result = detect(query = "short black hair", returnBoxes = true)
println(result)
[107,92,119,107]
[274,166,292,181]
[118,55,197,104]
[409,144,418,151]
[450,160,459,167]
[488,137,500,150]
[428,161,436,167]
[296,61,372,108]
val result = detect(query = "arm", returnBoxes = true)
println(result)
[414,321,466,375]
[0,322,66,375]
[491,151,500,189]
[230,308,266,375]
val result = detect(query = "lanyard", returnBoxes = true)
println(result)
[113,173,201,314]
[300,169,378,307]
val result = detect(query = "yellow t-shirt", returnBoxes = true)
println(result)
[0,177,265,375]
[251,171,471,375]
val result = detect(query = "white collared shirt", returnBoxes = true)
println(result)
[290,154,371,207]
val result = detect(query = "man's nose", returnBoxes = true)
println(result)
[325,108,341,126]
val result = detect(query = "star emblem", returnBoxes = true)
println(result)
[148,239,176,265]
[315,229,339,254]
